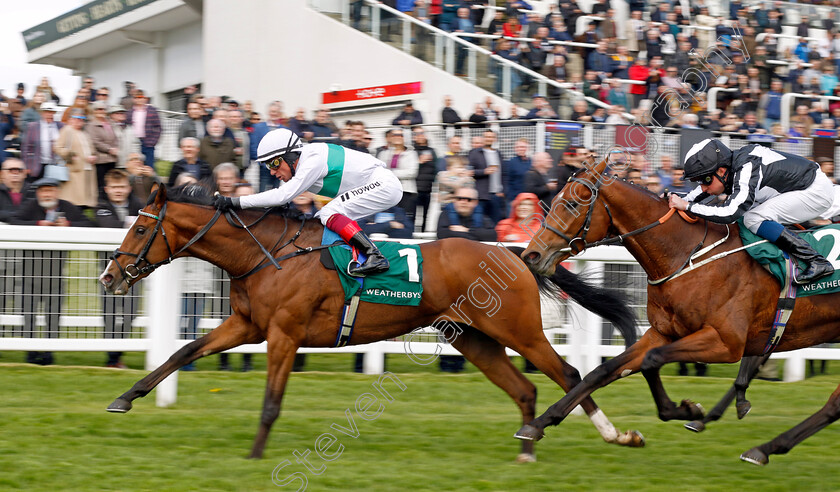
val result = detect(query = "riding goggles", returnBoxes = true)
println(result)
[689,173,719,186]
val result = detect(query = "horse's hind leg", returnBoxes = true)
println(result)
[685,354,769,433]
[106,313,262,413]
[250,330,298,459]
[741,383,840,466]
[493,328,644,447]
[450,327,539,462]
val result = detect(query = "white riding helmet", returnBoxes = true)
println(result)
[256,128,306,163]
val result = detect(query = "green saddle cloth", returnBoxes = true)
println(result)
[738,219,840,297]
[328,242,423,306]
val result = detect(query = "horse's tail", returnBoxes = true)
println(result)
[506,246,638,349]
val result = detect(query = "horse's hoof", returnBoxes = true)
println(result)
[515,453,536,463]
[684,420,706,433]
[740,448,768,466]
[736,401,751,420]
[106,398,132,413]
[680,399,705,420]
[514,424,544,442]
[616,430,645,447]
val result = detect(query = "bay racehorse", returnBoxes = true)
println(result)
[99,183,644,460]
[515,156,840,465]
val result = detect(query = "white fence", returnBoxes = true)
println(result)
[0,225,834,407]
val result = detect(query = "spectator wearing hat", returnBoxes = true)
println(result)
[107,105,133,167]
[10,177,93,365]
[392,102,424,127]
[9,83,28,115]
[126,89,161,169]
[54,108,98,208]
[21,101,63,181]
[87,100,121,196]
[0,158,31,222]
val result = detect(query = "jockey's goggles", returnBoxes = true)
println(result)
[689,172,720,186]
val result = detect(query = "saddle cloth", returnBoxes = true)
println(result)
[321,229,424,306]
[739,220,840,297]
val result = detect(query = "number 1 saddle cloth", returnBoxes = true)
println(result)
[321,229,424,306]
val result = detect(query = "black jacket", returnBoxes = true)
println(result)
[93,195,144,228]
[0,182,33,222]
[468,147,504,200]
[436,207,497,242]
[413,145,438,194]
[10,198,93,226]
[167,159,213,187]
[442,107,462,125]
[685,145,819,224]
[523,169,555,207]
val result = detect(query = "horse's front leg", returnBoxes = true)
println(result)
[686,354,769,433]
[636,325,745,423]
[106,312,263,413]
[250,329,298,459]
[515,328,669,441]
[642,366,705,422]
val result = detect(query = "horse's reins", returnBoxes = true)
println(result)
[111,198,331,284]
[541,179,720,285]
[110,203,224,280]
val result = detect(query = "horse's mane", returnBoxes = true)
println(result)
[148,178,310,220]
[569,166,668,203]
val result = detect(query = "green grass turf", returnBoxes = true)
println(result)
[1,358,840,491]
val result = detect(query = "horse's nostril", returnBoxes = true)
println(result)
[525,251,541,263]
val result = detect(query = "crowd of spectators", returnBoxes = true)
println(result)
[8,0,840,372]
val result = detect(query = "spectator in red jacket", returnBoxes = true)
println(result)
[628,55,650,109]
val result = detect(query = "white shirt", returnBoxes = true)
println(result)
[133,106,146,140]
[40,121,59,163]
[240,143,388,208]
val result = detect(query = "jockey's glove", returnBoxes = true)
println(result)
[212,194,240,211]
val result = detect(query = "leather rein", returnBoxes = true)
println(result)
[540,177,706,285]
[110,201,329,284]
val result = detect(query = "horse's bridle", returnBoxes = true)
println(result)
[541,176,615,256]
[110,203,223,281]
[540,175,701,256]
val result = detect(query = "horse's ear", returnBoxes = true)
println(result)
[153,183,166,208]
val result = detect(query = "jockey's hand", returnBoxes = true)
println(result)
[668,193,689,211]
[212,193,240,211]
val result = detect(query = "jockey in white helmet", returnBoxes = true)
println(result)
[212,128,403,276]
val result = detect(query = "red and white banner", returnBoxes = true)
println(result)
[322,82,422,105]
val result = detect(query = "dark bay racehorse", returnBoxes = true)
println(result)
[99,183,644,459]
[515,157,840,465]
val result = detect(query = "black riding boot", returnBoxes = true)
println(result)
[347,231,389,277]
[775,229,834,285]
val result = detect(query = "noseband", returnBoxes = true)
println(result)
[541,177,613,256]
[110,203,223,282]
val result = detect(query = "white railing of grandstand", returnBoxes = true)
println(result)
[328,0,608,105]
[780,93,840,132]
[707,87,738,113]
[0,225,827,409]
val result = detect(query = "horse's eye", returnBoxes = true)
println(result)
[136,227,146,236]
